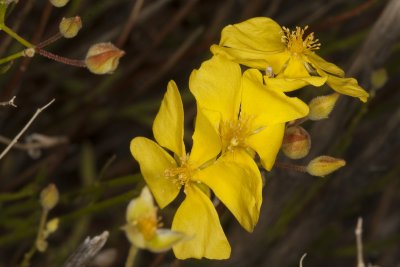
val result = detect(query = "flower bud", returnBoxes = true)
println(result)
[59,16,82,38]
[281,126,311,159]
[306,156,346,177]
[49,0,69,7]
[85,42,125,75]
[40,184,59,211]
[45,218,59,235]
[308,93,339,121]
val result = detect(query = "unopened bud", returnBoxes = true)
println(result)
[45,218,59,235]
[306,156,346,177]
[85,42,125,75]
[282,126,311,159]
[49,0,69,7]
[59,16,82,38]
[40,184,59,211]
[308,93,339,121]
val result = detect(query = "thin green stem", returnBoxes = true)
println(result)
[20,209,48,267]
[0,50,24,65]
[0,23,34,48]
[125,245,138,267]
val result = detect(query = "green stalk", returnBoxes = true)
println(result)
[0,23,34,48]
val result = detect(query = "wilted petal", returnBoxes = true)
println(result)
[325,73,369,103]
[189,55,241,121]
[172,185,230,259]
[153,81,185,157]
[306,52,345,77]
[130,137,180,208]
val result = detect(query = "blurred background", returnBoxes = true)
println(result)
[0,0,399,266]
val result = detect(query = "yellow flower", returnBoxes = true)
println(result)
[123,186,185,252]
[130,81,261,259]
[211,17,369,102]
[189,55,309,171]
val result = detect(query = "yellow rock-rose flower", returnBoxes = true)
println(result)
[211,17,369,102]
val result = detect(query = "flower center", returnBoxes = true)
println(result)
[136,215,157,240]
[281,25,320,56]
[220,114,254,153]
[164,155,194,192]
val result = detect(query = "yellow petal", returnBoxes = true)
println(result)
[247,123,285,170]
[189,55,241,121]
[153,80,185,157]
[241,69,309,127]
[130,137,180,208]
[325,73,369,102]
[123,224,146,249]
[126,187,156,223]
[283,56,312,78]
[146,229,186,253]
[265,75,327,92]
[196,154,262,232]
[306,52,345,77]
[210,45,288,74]
[172,185,230,259]
[189,106,221,166]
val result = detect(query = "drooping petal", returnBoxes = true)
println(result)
[153,80,185,157]
[317,69,369,102]
[130,137,180,208]
[190,106,221,167]
[126,187,156,223]
[172,185,230,259]
[247,123,285,170]
[219,17,284,53]
[241,69,309,128]
[264,75,327,92]
[195,153,262,232]
[211,45,289,73]
[146,229,186,253]
[211,17,288,72]
[189,55,242,121]
[306,52,345,77]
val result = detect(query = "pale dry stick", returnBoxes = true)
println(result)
[0,99,55,160]
[355,217,366,267]
[62,231,109,267]
[0,96,17,107]
[117,0,145,47]
[0,134,67,155]
[299,253,307,267]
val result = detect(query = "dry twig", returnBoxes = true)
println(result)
[0,96,17,107]
[62,231,109,267]
[0,99,55,160]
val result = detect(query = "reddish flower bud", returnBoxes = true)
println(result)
[282,126,311,159]
[306,156,346,177]
[85,42,125,75]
